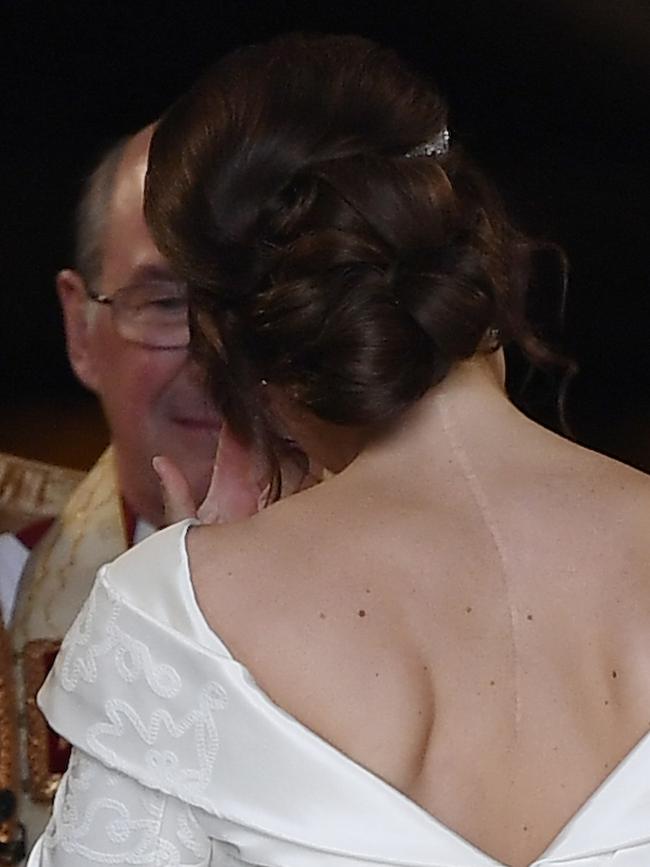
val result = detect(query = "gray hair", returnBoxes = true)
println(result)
[74,136,129,286]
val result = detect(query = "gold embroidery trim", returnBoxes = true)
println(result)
[0,611,18,844]
[13,451,116,643]
[23,640,65,803]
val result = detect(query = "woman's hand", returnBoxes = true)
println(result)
[153,422,321,526]
[152,454,198,524]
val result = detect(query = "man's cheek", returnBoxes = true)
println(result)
[137,353,186,400]
[109,357,166,417]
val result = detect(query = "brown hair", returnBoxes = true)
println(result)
[145,33,566,464]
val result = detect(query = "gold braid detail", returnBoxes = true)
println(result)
[0,613,24,862]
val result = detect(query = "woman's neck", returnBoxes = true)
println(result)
[292,351,522,478]
[356,352,519,465]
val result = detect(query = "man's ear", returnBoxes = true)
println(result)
[56,269,99,391]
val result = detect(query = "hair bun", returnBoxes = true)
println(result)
[394,242,497,360]
[146,33,562,443]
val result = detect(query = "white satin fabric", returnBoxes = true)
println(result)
[27,520,650,866]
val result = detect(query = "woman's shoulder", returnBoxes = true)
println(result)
[187,480,346,585]
[546,434,650,519]
[508,413,649,506]
[512,431,650,591]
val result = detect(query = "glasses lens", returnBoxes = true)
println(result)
[114,282,190,348]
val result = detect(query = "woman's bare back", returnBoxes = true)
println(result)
[188,361,650,867]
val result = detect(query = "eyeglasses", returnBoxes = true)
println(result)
[86,280,190,348]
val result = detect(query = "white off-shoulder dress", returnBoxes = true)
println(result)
[27,520,650,866]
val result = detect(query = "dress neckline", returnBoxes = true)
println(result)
[176,518,650,867]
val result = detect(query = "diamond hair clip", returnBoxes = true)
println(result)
[405,127,450,159]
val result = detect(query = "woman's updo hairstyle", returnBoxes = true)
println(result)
[145,33,556,445]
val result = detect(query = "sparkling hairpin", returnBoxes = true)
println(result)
[405,127,450,159]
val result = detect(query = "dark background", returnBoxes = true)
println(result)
[2,0,649,470]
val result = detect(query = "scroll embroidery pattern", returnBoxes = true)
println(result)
[42,581,227,864]
[57,586,181,700]
[42,752,192,865]
[88,682,227,796]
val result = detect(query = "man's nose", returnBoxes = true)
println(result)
[179,355,212,393]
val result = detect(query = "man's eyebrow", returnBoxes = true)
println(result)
[122,264,181,286]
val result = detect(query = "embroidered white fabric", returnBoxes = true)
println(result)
[36,750,211,865]
[26,521,650,866]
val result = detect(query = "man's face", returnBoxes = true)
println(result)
[58,127,220,525]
